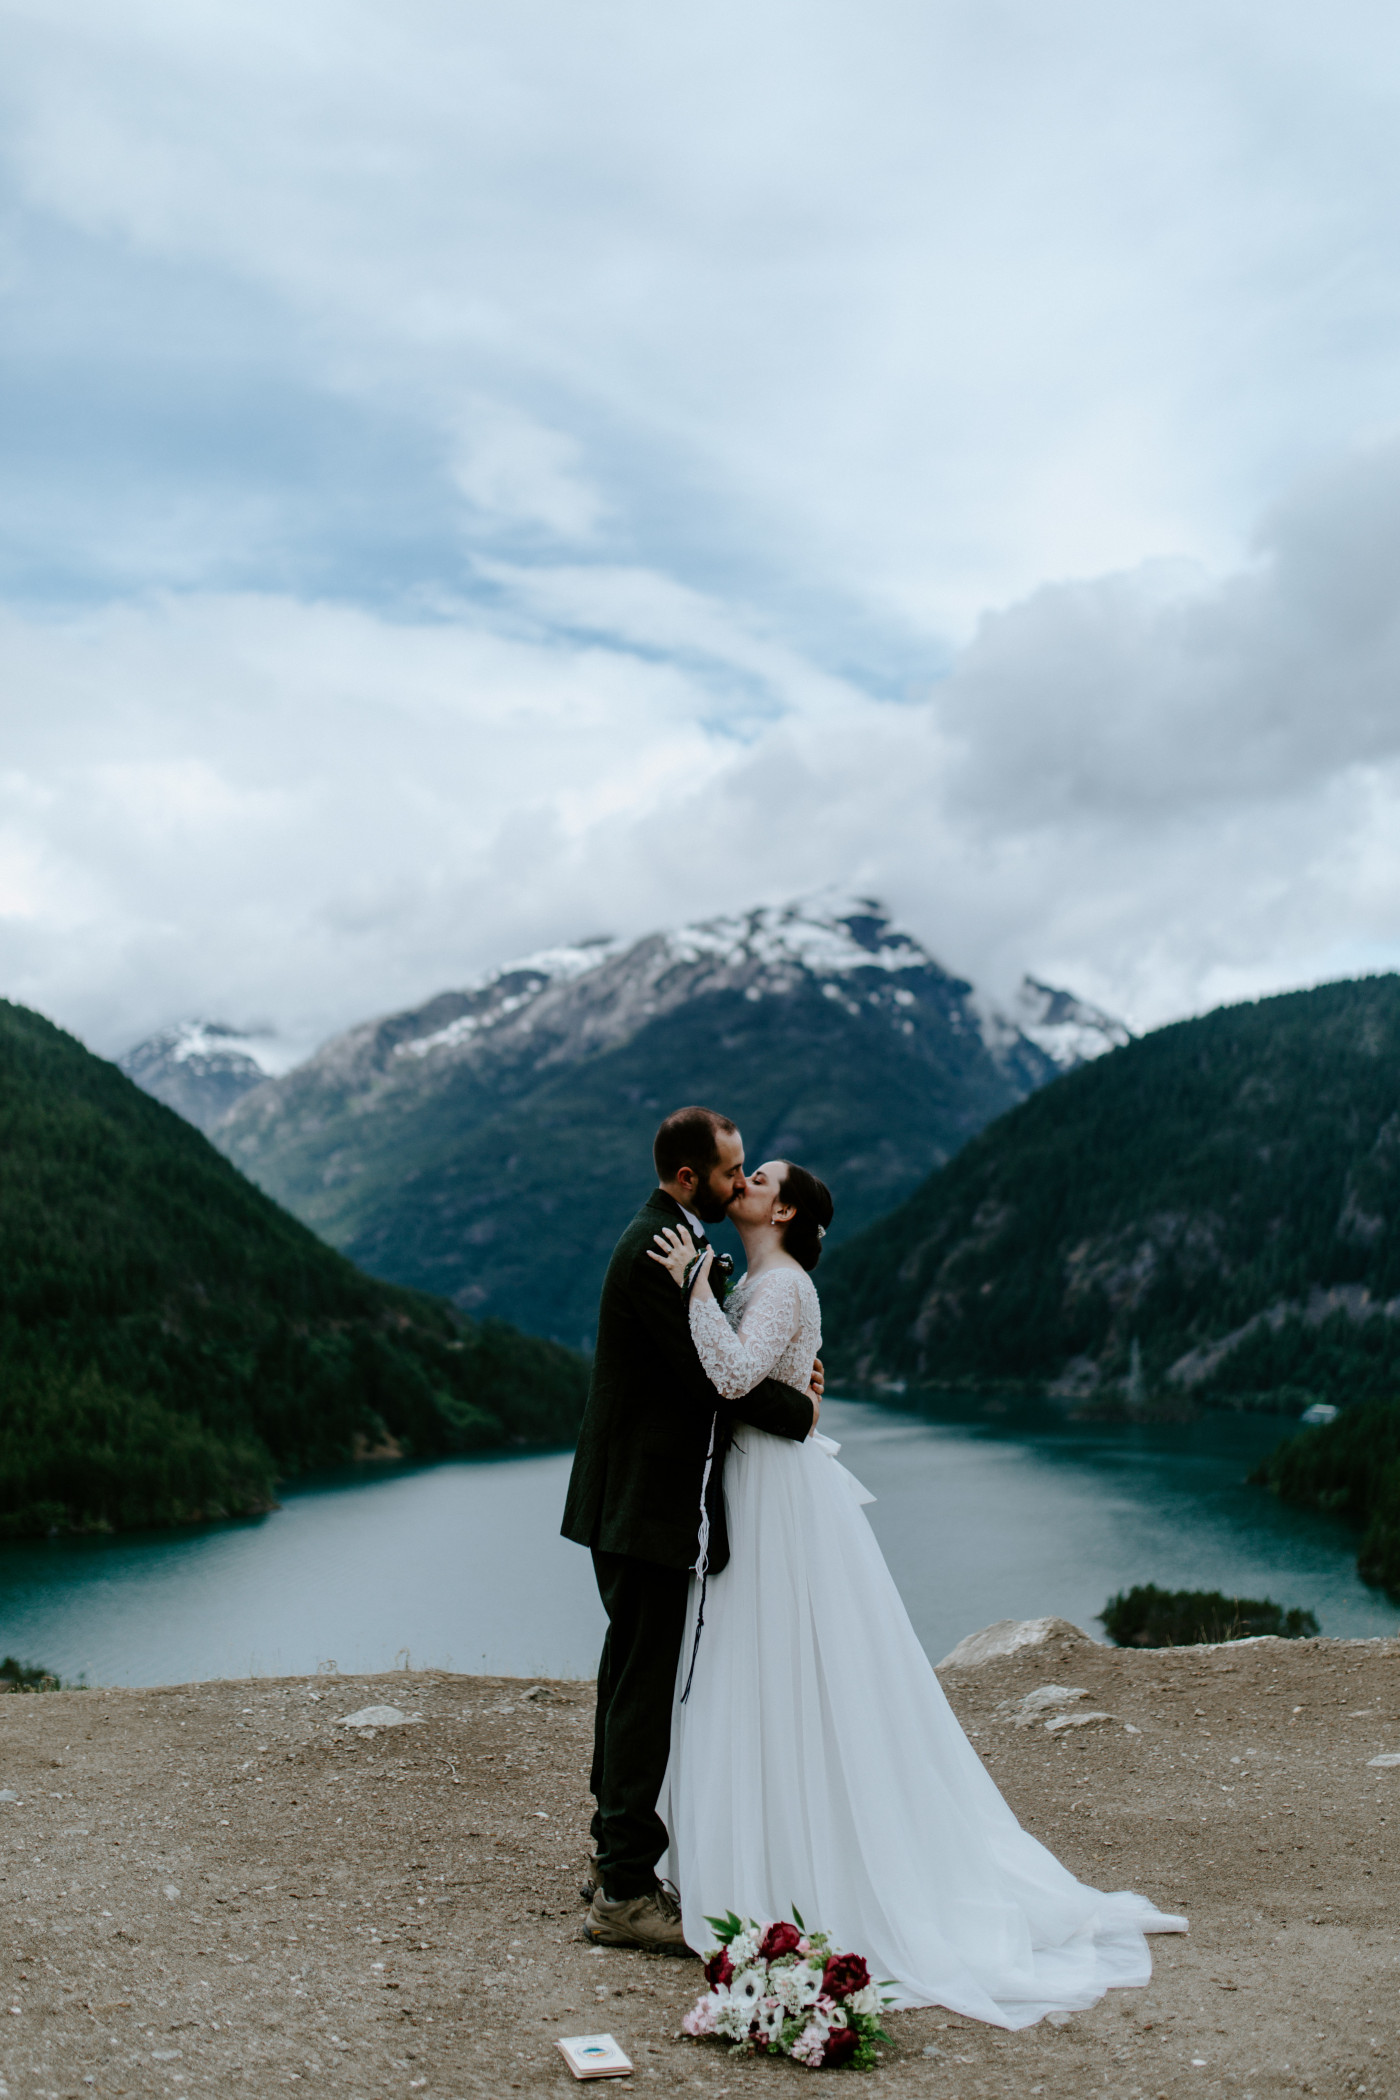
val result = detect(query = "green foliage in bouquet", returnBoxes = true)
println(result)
[1099,1583,1318,1648]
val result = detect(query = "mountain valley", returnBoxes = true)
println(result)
[124,897,1126,1344]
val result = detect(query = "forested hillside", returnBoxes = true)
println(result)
[1251,1399,1400,1600]
[821,974,1400,1414]
[0,1002,587,1537]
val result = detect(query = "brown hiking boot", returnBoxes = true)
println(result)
[582,1885,692,1955]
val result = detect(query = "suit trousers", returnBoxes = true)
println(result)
[589,1548,691,1901]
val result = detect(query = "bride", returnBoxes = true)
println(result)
[647,1160,1186,2031]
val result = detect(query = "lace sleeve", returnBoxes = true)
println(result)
[689,1272,803,1400]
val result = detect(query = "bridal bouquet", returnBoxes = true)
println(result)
[681,1911,892,2070]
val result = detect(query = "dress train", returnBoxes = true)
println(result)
[662,1270,1186,2030]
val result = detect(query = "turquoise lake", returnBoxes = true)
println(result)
[0,1397,1393,1687]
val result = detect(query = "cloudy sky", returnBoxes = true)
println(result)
[6,0,1400,1057]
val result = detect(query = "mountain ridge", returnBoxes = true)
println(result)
[136,895,1126,1343]
[0,999,587,1537]
[819,972,1400,1417]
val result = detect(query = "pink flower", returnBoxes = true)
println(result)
[682,1998,717,2036]
[791,2021,829,2068]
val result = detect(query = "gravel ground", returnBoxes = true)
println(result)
[0,1628,1396,2100]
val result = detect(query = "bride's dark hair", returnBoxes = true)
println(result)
[776,1162,834,1272]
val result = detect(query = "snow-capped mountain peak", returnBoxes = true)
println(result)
[118,1019,299,1133]
[382,897,932,1073]
[203,897,1131,1339]
[335,892,1130,1104]
[145,1019,292,1077]
[394,936,626,1062]
[968,976,1131,1074]
[1009,977,1133,1068]
[123,898,1129,1155]
[465,933,625,993]
[661,894,927,979]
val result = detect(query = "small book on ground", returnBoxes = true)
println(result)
[556,2032,634,2079]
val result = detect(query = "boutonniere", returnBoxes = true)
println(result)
[710,1251,735,1306]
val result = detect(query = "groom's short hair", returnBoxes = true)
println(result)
[654,1105,737,1185]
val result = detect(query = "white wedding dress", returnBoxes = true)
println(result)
[660,1264,1187,2031]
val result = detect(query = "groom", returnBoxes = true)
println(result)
[561,1105,820,1953]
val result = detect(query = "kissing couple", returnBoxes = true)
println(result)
[561,1106,1185,2028]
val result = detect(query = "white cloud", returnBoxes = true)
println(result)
[9,0,1400,626]
[4,2,1400,1052]
[448,404,605,541]
[6,439,1400,1055]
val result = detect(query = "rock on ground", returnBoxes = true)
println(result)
[0,1636,1397,2097]
[937,1615,1093,1670]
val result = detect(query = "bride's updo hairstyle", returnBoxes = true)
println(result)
[777,1162,834,1271]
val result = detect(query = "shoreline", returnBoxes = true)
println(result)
[0,1627,1396,2096]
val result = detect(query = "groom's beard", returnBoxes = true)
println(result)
[688,1184,734,1226]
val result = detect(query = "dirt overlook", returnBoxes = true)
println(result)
[0,1625,1396,2100]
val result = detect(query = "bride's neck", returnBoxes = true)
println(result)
[736,1220,797,1276]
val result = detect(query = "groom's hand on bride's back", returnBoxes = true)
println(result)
[807,1357,824,1433]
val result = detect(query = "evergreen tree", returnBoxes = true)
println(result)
[0,1001,588,1536]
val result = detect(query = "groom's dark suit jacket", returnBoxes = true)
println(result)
[561,1189,814,1573]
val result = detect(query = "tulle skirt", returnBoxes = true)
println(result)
[661,1427,1186,2030]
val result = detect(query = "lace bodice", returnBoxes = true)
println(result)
[689,1266,822,1400]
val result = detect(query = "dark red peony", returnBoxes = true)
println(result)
[823,2023,860,2067]
[822,1952,871,1999]
[704,1948,734,1990]
[758,1921,803,1961]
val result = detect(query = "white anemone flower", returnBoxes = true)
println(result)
[754,1996,785,2043]
[713,1994,752,2042]
[730,1967,765,2009]
[795,1961,826,2006]
[774,1961,824,2014]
